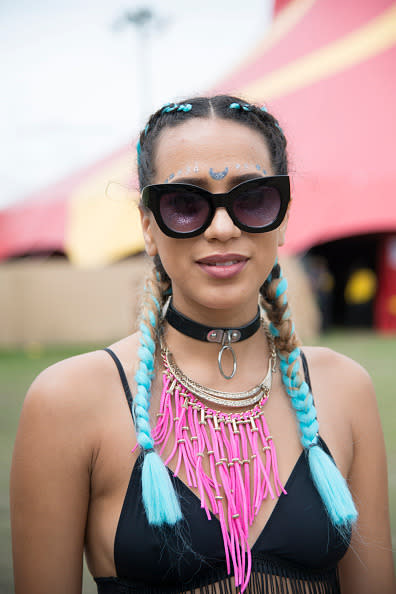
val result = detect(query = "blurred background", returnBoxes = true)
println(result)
[1,0,395,591]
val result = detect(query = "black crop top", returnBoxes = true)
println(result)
[94,350,350,594]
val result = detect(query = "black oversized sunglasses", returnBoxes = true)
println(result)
[141,176,290,238]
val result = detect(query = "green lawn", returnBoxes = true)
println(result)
[1,332,395,592]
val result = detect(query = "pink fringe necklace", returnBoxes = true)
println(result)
[151,343,287,592]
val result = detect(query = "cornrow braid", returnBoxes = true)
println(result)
[137,95,288,192]
[134,266,180,525]
[260,262,357,530]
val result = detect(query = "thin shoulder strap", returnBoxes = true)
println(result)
[300,350,313,392]
[103,347,134,419]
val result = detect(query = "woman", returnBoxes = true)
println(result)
[10,95,396,593]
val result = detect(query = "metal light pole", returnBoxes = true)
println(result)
[114,8,168,126]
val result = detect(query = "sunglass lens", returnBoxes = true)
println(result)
[160,191,210,234]
[233,186,281,228]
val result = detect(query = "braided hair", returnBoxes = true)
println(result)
[135,95,357,529]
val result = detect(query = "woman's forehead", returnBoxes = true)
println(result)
[154,117,272,178]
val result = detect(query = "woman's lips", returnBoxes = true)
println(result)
[196,254,248,279]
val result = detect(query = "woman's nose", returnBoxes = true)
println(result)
[203,207,241,242]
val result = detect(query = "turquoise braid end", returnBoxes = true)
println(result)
[308,446,358,527]
[141,451,183,525]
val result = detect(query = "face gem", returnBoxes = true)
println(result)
[256,164,261,170]
[235,163,241,169]
[169,173,175,180]
[194,165,199,172]
[209,167,229,180]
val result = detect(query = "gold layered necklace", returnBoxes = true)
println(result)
[160,323,277,408]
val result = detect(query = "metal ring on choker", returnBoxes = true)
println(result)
[164,299,261,379]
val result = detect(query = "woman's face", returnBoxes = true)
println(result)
[140,117,288,323]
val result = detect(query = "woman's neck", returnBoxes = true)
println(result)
[161,320,273,393]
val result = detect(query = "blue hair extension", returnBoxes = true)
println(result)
[134,291,182,525]
[142,450,183,525]
[136,138,142,166]
[269,265,357,529]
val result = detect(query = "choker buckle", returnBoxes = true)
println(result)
[207,329,241,343]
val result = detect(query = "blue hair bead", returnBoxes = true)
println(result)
[177,103,192,112]
[162,103,178,113]
[242,103,250,111]
[229,102,240,109]
[261,105,268,112]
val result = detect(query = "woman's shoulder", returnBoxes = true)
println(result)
[23,332,141,431]
[301,345,376,410]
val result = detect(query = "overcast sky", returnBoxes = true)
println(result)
[0,0,272,209]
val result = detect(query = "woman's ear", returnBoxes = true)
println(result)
[139,206,158,256]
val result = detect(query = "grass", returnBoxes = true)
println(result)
[1,332,395,592]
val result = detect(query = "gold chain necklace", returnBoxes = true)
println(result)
[160,322,276,408]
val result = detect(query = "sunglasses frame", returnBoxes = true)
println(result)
[141,175,290,238]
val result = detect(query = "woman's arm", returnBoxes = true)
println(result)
[337,359,396,593]
[10,357,97,594]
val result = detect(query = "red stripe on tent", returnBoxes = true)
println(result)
[215,0,391,94]
[277,42,396,252]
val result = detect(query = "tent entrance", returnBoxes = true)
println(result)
[304,234,380,330]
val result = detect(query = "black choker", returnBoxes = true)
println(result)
[165,300,261,380]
